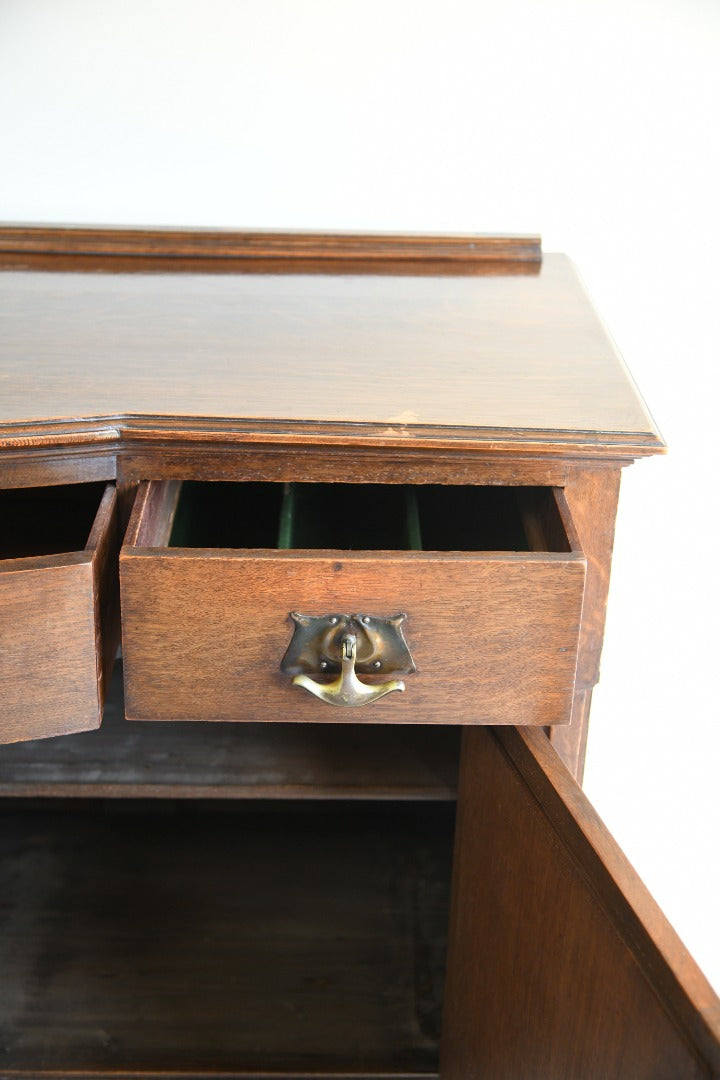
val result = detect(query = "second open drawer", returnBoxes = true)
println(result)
[120,481,586,726]
[0,482,120,745]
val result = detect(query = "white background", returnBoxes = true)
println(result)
[1,0,719,991]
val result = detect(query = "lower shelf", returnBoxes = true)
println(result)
[0,799,454,1078]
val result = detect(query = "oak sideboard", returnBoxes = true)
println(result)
[0,226,718,1079]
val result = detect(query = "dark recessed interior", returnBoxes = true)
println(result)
[0,482,106,560]
[168,482,570,552]
[0,798,454,1077]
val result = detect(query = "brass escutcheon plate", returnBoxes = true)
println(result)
[281,612,416,677]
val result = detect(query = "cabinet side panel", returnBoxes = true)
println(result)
[550,467,622,779]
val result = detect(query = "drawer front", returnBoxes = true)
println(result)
[0,483,119,744]
[121,482,586,726]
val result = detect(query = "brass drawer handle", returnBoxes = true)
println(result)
[281,613,415,708]
[293,633,405,707]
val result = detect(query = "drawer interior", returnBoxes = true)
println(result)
[163,481,572,552]
[0,795,453,1078]
[0,481,108,560]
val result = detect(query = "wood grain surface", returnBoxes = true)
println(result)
[549,466,623,779]
[0,799,453,1077]
[0,231,663,454]
[0,484,118,745]
[88,483,121,710]
[0,223,541,267]
[121,550,585,727]
[441,727,720,1077]
[120,483,586,727]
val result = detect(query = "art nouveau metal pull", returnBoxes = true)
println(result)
[281,612,415,707]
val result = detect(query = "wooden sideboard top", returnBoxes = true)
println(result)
[0,227,663,459]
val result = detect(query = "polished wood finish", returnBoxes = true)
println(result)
[1,228,707,1077]
[0,232,662,459]
[441,726,720,1078]
[0,223,541,269]
[120,482,586,727]
[0,663,459,800]
[0,483,119,745]
[0,799,453,1078]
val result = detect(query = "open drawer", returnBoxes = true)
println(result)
[0,482,120,745]
[120,481,586,726]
